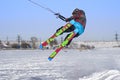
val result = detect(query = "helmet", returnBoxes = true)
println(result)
[72,8,85,15]
[74,8,80,12]
[72,8,80,15]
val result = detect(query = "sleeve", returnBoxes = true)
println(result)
[65,16,73,22]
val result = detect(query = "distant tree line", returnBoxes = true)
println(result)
[0,35,59,49]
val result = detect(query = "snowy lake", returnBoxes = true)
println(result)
[0,48,120,80]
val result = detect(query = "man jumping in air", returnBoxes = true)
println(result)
[40,8,86,60]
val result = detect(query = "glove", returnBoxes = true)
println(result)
[54,13,60,15]
[54,13,60,18]
[54,13,66,21]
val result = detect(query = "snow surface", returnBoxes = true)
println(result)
[0,48,120,80]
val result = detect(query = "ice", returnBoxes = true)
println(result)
[0,48,120,80]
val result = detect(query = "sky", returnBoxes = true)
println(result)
[0,0,120,41]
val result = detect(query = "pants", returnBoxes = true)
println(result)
[57,20,84,46]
